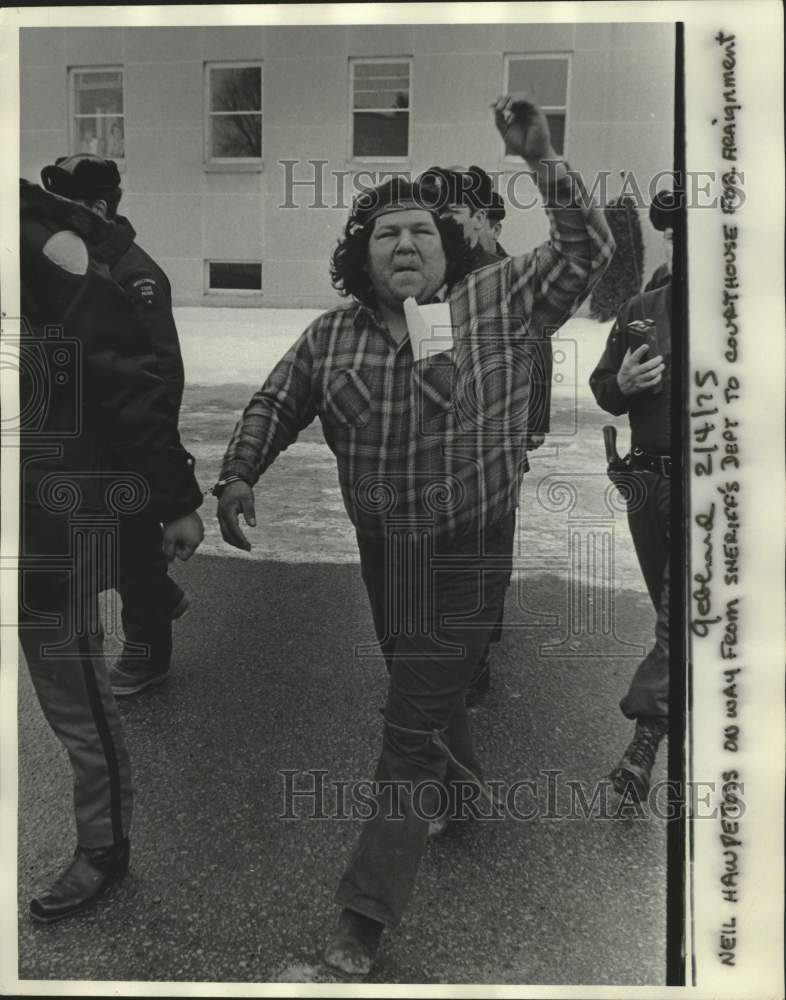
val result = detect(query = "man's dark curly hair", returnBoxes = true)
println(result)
[330,213,474,309]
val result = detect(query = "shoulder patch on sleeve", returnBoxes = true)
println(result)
[129,275,159,305]
[42,231,89,276]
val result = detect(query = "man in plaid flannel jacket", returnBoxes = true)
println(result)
[215,94,614,976]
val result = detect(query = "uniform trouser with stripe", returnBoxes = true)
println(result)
[335,512,515,928]
[619,471,670,720]
[19,509,133,849]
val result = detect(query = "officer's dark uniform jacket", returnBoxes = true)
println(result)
[19,180,202,853]
[644,261,671,294]
[19,181,202,538]
[94,216,185,415]
[588,281,671,455]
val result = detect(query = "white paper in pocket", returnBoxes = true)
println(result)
[403,298,454,363]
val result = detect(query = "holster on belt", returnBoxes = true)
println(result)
[602,425,639,506]
[603,425,629,483]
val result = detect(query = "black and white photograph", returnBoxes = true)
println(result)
[0,2,783,995]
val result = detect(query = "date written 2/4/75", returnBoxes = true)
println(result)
[692,371,740,476]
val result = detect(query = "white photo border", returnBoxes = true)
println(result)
[1,3,783,998]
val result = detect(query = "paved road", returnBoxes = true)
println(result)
[17,553,667,986]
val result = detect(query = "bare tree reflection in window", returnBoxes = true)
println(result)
[210,66,262,159]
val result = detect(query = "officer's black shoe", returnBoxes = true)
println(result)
[30,838,130,923]
[465,655,491,708]
[609,716,668,803]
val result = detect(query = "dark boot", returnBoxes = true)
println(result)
[110,592,189,696]
[609,716,668,803]
[323,908,384,976]
[30,838,130,923]
[109,637,172,696]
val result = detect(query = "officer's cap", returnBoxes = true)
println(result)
[649,190,678,232]
[420,165,503,218]
[41,155,121,201]
[467,165,504,220]
[465,165,506,223]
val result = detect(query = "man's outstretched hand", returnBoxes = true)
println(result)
[162,511,204,563]
[217,480,257,551]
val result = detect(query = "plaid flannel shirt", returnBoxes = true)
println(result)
[222,169,614,543]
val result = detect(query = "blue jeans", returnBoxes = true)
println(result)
[335,512,515,927]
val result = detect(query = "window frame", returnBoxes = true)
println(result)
[502,53,572,161]
[204,60,264,169]
[68,65,126,165]
[348,56,413,164]
[205,260,263,296]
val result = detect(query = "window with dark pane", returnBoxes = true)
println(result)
[351,60,410,158]
[506,56,570,156]
[71,68,125,159]
[208,262,262,292]
[207,64,263,160]
[545,113,566,157]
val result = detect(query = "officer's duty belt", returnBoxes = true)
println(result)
[630,448,671,477]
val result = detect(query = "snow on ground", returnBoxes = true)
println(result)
[176,306,645,591]
[176,307,322,388]
[175,306,614,402]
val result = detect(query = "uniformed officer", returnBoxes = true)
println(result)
[643,191,676,292]
[588,191,675,801]
[419,165,502,270]
[19,178,204,920]
[40,155,189,696]
[468,166,507,258]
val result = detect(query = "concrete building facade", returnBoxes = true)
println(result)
[20,22,675,307]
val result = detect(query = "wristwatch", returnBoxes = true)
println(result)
[210,475,245,497]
